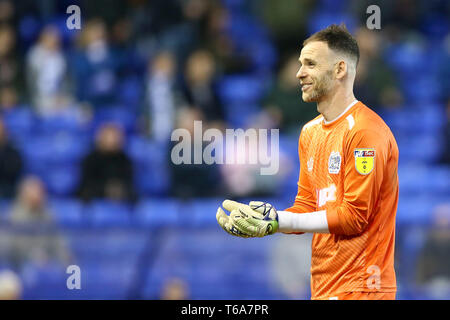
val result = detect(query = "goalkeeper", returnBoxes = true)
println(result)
[216,24,399,300]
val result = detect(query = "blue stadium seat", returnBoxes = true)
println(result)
[189,198,223,227]
[86,200,132,227]
[93,106,137,134]
[398,164,429,194]
[47,133,89,165]
[45,165,80,196]
[117,77,142,110]
[402,76,441,103]
[126,136,170,196]
[380,105,445,136]
[218,75,265,104]
[397,134,442,164]
[426,166,450,195]
[308,11,357,34]
[48,198,84,227]
[384,42,427,79]
[21,136,52,175]
[36,108,91,136]
[2,107,35,144]
[76,260,134,299]
[20,261,68,299]
[126,136,168,164]
[0,200,11,221]
[396,195,436,226]
[134,199,179,228]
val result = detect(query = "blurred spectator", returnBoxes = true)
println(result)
[71,18,118,106]
[131,0,182,37]
[442,99,450,164]
[220,111,291,198]
[204,4,251,74]
[0,0,15,26]
[175,0,214,57]
[416,203,450,296]
[111,17,143,79]
[354,27,403,110]
[258,0,312,54]
[78,122,135,202]
[183,49,224,122]
[160,277,190,300]
[0,117,22,199]
[0,25,22,90]
[270,234,312,300]
[7,176,71,271]
[146,51,178,142]
[170,107,223,199]
[0,270,21,300]
[81,0,129,27]
[439,35,450,103]
[0,85,19,112]
[26,25,69,115]
[263,53,318,135]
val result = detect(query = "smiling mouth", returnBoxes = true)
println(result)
[301,84,312,92]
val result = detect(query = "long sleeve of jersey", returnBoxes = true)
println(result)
[325,129,387,235]
[285,130,317,214]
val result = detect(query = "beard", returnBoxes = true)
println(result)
[302,70,334,103]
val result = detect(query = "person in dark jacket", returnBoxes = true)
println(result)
[0,117,22,199]
[78,122,135,202]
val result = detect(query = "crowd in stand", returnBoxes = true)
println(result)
[0,0,448,298]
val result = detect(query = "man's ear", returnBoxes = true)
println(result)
[335,60,347,79]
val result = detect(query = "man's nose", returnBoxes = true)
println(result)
[296,66,306,79]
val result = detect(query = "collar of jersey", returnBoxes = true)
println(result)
[321,99,359,128]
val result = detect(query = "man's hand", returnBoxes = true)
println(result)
[216,200,279,238]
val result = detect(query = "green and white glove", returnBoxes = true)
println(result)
[216,200,279,238]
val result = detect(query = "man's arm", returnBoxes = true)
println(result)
[281,129,319,234]
[325,129,386,235]
[285,129,317,214]
[216,128,387,237]
[279,129,386,235]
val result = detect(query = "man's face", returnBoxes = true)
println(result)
[296,41,335,103]
[97,125,123,153]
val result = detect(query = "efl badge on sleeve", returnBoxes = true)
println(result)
[328,151,341,174]
[354,148,375,175]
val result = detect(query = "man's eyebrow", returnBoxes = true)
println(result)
[298,57,316,65]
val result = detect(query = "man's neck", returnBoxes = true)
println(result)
[317,90,356,122]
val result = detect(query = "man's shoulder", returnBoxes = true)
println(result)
[346,103,397,152]
[301,114,324,132]
[351,102,390,132]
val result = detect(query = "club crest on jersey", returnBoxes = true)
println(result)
[328,151,341,174]
[354,148,375,175]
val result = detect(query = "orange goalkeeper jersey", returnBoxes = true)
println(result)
[285,100,399,299]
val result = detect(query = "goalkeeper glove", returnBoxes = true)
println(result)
[216,200,278,238]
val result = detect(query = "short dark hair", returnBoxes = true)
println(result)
[303,24,359,66]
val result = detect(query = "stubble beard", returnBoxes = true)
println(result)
[302,70,334,103]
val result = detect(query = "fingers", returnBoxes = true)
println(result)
[238,205,264,219]
[249,201,272,214]
[249,201,277,221]
[216,207,251,238]
[222,199,246,212]
[232,215,264,237]
[216,207,229,227]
